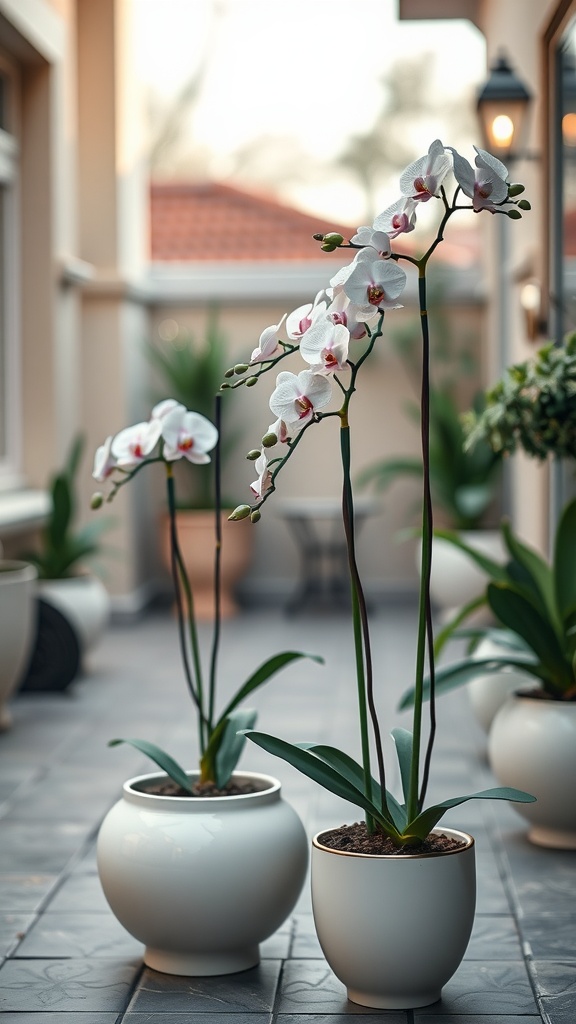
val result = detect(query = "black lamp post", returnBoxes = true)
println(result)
[476,53,532,161]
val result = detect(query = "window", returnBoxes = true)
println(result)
[0,56,20,489]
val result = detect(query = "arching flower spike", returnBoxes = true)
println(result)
[342,248,407,319]
[399,138,451,203]
[269,369,333,431]
[250,314,288,364]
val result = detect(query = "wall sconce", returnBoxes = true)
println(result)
[477,53,533,161]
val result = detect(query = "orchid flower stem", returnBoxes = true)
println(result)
[166,465,207,753]
[407,267,437,820]
[340,423,388,824]
[208,395,223,728]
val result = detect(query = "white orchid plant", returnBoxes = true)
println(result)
[92,398,320,792]
[226,140,535,847]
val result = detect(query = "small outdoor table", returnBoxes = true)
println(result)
[278,497,378,614]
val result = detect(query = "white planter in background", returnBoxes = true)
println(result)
[97,770,308,976]
[311,827,475,1009]
[0,560,37,729]
[424,529,505,618]
[468,637,534,732]
[38,574,110,653]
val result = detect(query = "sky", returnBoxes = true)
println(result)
[133,0,487,223]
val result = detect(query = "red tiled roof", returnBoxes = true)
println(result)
[149,181,358,262]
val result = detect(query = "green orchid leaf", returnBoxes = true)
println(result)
[244,730,401,838]
[391,728,413,807]
[432,529,508,581]
[554,497,576,625]
[433,593,488,658]
[108,738,194,794]
[398,653,541,710]
[215,651,324,728]
[501,519,557,627]
[213,708,258,789]
[406,786,537,842]
[48,474,73,551]
[297,742,407,831]
[487,583,571,690]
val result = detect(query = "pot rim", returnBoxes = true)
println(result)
[508,688,576,704]
[0,560,38,580]
[123,768,282,803]
[312,826,474,859]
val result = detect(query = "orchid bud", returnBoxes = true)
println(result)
[262,432,277,448]
[313,233,324,241]
[517,199,531,210]
[320,232,344,252]
[234,363,249,375]
[506,209,522,220]
[220,382,231,390]
[250,509,262,523]
[90,492,104,510]
[246,449,261,461]
[508,183,525,197]
[224,367,235,378]
[229,504,252,521]
[245,376,258,387]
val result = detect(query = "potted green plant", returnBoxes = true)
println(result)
[17,435,112,690]
[224,139,534,1009]
[149,310,252,618]
[91,397,315,975]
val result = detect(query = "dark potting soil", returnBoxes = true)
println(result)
[319,821,467,855]
[142,778,263,797]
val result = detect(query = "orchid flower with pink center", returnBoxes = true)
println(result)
[161,406,218,464]
[326,290,374,340]
[450,145,509,213]
[151,398,185,421]
[373,197,417,238]
[399,139,451,203]
[250,450,273,499]
[269,368,333,431]
[349,226,391,257]
[300,319,350,375]
[111,419,163,469]
[286,291,327,342]
[92,435,116,482]
[250,313,287,364]
[342,248,406,320]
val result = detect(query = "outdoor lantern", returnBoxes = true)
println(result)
[477,53,532,161]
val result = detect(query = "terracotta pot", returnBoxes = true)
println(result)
[97,770,308,976]
[0,560,37,729]
[161,510,253,620]
[489,692,576,848]
[311,827,475,1009]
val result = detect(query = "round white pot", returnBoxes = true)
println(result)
[97,770,308,976]
[468,637,534,732]
[0,560,38,729]
[311,827,475,1009]
[489,693,576,849]
[424,529,505,618]
[38,574,110,653]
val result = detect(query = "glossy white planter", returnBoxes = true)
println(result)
[38,574,110,653]
[425,530,505,617]
[468,637,534,732]
[311,827,475,1009]
[489,693,576,849]
[97,770,308,975]
[0,561,37,729]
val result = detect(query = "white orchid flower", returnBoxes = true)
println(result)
[250,314,287,364]
[399,139,451,203]
[373,197,417,239]
[286,292,327,342]
[111,420,163,469]
[349,226,391,256]
[269,369,333,430]
[300,320,350,375]
[161,406,218,464]
[92,435,116,482]
[450,145,509,213]
[326,290,374,340]
[343,248,407,319]
[250,450,273,499]
[151,398,185,421]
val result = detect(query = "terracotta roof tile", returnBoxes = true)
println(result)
[150,181,358,262]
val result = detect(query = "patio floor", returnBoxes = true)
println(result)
[0,602,574,1023]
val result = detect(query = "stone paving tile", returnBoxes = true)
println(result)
[125,1015,272,1023]
[0,913,35,956]
[414,1017,540,1022]
[0,957,141,1012]
[414,962,539,1016]
[128,960,282,1013]
[519,914,576,959]
[0,1015,118,1023]
[277,960,380,1014]
[0,822,92,874]
[534,961,576,1024]
[465,915,523,960]
[277,1014,408,1023]
[39,873,111,913]
[13,910,143,959]
[0,874,58,913]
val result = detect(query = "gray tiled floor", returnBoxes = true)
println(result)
[0,604,575,1022]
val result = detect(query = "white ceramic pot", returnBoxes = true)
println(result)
[97,770,308,976]
[311,827,475,1009]
[468,637,534,732]
[38,574,110,653]
[489,693,576,849]
[0,560,38,729]
[423,529,505,618]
